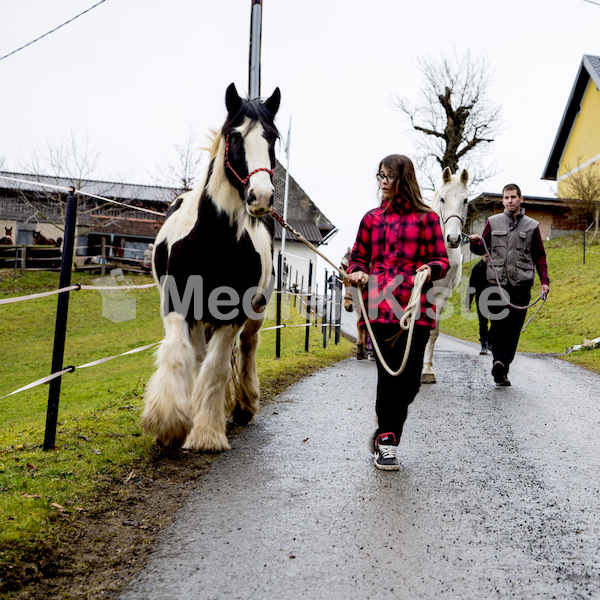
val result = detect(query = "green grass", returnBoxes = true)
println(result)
[438,233,600,372]
[0,270,352,571]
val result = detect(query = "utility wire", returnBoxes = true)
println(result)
[582,0,600,5]
[0,0,107,63]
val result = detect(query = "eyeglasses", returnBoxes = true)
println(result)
[376,173,395,183]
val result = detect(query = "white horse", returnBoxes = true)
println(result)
[421,167,469,384]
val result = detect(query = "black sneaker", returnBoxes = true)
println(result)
[492,360,511,386]
[479,345,489,355]
[373,432,399,470]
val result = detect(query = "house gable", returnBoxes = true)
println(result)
[542,55,600,184]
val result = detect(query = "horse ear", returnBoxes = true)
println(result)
[264,87,281,117]
[442,167,452,183]
[460,169,469,185]
[225,83,243,116]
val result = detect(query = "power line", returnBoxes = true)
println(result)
[0,0,108,63]
[582,0,600,5]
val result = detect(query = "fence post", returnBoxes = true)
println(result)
[334,275,341,344]
[275,251,282,359]
[322,270,328,348]
[44,189,78,451]
[304,260,312,352]
[101,237,107,275]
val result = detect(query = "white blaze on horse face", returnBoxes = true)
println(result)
[433,169,469,249]
[238,119,274,217]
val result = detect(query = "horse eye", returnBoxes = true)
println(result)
[440,197,445,203]
[464,198,468,204]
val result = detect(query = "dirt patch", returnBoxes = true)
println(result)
[1,446,217,599]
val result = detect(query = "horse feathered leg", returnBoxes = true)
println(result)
[231,317,263,425]
[184,324,239,451]
[421,320,439,384]
[143,313,194,447]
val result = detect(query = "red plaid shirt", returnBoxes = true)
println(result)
[348,199,450,328]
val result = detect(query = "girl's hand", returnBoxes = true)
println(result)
[348,270,368,285]
[415,264,432,284]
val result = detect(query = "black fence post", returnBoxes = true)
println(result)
[322,270,328,348]
[334,275,341,344]
[304,260,312,352]
[44,188,78,451]
[276,251,282,358]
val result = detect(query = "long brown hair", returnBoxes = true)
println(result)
[379,154,432,213]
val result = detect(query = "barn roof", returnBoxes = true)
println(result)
[0,166,336,245]
[542,55,600,181]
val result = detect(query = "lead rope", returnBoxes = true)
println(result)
[355,270,428,376]
[270,209,426,376]
[478,235,547,332]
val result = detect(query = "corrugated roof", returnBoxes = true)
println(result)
[0,171,176,203]
[542,55,600,181]
[0,166,336,244]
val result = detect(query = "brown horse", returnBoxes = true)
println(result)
[33,231,62,247]
[0,227,13,244]
[341,251,371,360]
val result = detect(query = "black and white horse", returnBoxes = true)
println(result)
[143,83,281,451]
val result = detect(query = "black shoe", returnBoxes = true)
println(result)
[373,432,399,470]
[479,345,489,355]
[492,360,511,386]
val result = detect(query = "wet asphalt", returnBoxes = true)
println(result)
[120,333,600,600]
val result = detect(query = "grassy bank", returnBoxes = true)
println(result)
[0,270,352,590]
[439,233,600,373]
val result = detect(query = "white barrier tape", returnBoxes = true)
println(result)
[75,342,161,369]
[0,367,75,399]
[0,285,79,304]
[0,342,161,400]
[0,174,165,217]
[79,283,157,291]
[0,282,157,305]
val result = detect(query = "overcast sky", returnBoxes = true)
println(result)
[1,0,599,264]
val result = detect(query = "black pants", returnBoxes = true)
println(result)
[369,323,431,442]
[476,302,490,347]
[488,284,531,369]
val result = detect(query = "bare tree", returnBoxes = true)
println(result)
[396,52,501,191]
[18,130,130,233]
[155,129,207,199]
[561,160,600,237]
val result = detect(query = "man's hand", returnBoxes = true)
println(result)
[541,284,549,298]
[469,234,481,243]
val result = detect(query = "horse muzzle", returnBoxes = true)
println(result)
[446,234,462,248]
[246,184,274,217]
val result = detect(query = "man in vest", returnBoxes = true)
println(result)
[468,184,550,387]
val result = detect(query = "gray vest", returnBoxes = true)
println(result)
[486,209,539,287]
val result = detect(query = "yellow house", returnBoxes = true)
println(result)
[542,55,600,203]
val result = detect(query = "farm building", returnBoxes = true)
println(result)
[542,54,600,230]
[0,166,336,279]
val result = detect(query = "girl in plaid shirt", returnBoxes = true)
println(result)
[348,155,449,470]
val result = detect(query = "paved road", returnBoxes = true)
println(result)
[121,335,600,600]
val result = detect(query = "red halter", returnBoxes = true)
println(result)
[224,133,273,188]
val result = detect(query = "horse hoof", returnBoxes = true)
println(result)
[232,405,254,426]
[183,428,231,452]
[420,373,436,384]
